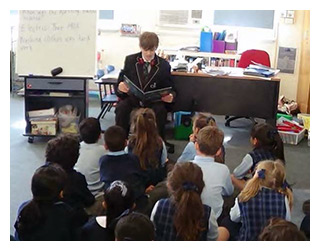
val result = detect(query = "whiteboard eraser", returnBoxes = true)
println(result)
[51,67,63,76]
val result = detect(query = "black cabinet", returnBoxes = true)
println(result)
[23,76,88,142]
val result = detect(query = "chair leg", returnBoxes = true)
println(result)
[97,103,108,120]
[225,116,256,127]
[101,104,111,119]
[225,116,242,127]
[165,140,175,154]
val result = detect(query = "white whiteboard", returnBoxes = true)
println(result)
[16,10,97,77]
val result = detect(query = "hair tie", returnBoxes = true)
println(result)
[257,169,266,179]
[182,181,199,192]
[206,116,216,124]
[109,181,127,197]
[267,129,278,140]
[282,181,289,190]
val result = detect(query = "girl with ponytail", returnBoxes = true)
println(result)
[128,108,167,186]
[14,163,77,240]
[231,122,285,190]
[228,160,293,241]
[151,162,228,241]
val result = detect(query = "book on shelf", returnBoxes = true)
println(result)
[49,92,70,97]
[123,75,172,103]
[243,62,280,78]
[28,108,56,118]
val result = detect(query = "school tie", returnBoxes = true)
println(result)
[143,62,150,80]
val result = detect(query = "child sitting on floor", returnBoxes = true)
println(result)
[150,162,229,241]
[45,134,95,225]
[128,108,168,187]
[177,112,225,164]
[231,122,285,190]
[115,212,155,241]
[258,217,306,241]
[75,117,106,197]
[127,108,170,215]
[75,117,106,215]
[99,125,147,210]
[80,180,135,241]
[192,125,234,221]
[226,160,293,241]
[14,163,78,240]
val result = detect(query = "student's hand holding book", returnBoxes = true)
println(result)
[118,81,130,93]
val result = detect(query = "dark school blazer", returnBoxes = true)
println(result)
[116,52,175,101]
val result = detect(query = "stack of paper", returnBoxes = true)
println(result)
[243,61,280,78]
[28,108,56,118]
[204,66,231,76]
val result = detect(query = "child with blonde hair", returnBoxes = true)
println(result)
[177,112,225,164]
[231,122,285,190]
[226,160,293,241]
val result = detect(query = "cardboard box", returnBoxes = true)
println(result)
[212,40,226,53]
[31,120,57,135]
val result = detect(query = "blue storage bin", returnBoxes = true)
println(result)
[200,31,213,52]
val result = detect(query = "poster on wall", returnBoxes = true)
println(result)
[277,47,297,74]
[120,24,141,37]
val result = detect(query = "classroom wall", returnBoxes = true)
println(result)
[276,10,305,101]
[91,10,307,101]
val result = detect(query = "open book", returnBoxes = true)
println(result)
[243,61,280,78]
[123,75,172,102]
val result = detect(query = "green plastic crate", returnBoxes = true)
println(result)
[174,124,193,140]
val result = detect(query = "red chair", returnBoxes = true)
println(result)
[225,49,271,127]
[237,49,271,68]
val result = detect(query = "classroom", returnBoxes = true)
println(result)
[9,9,311,243]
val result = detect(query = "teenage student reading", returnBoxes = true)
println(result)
[115,31,175,140]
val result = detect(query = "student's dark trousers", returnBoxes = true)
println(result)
[115,96,167,139]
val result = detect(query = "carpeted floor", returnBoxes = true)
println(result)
[10,95,310,235]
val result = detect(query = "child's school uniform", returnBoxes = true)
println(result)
[192,155,234,219]
[99,150,147,201]
[75,141,106,196]
[150,198,219,241]
[14,201,78,241]
[233,148,275,179]
[127,140,167,186]
[62,169,95,225]
[80,209,130,241]
[230,187,291,241]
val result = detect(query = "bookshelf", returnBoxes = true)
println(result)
[23,76,88,143]
[161,49,241,67]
